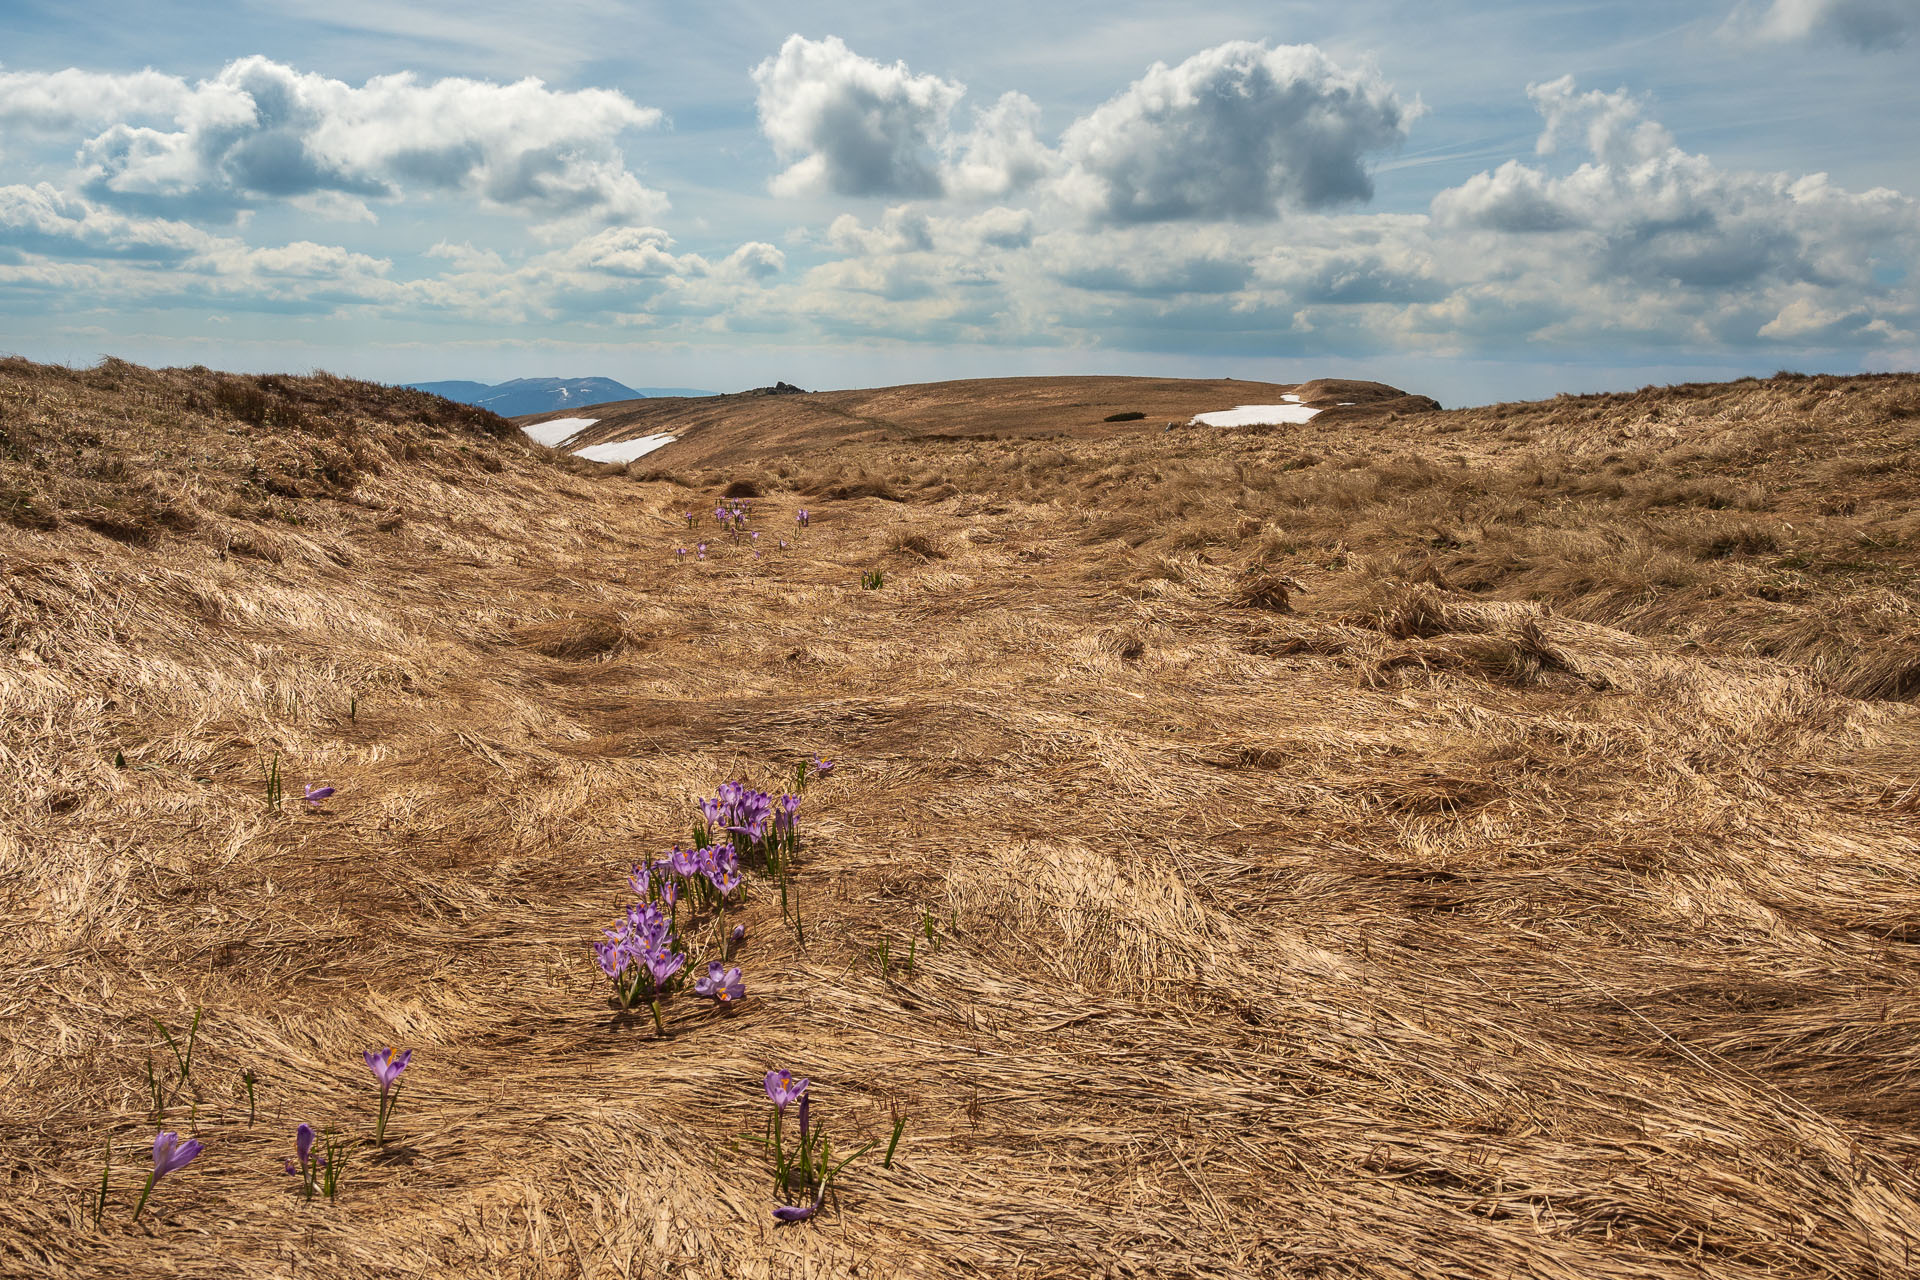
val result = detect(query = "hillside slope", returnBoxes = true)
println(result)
[4,359,1920,1279]
[516,374,1438,469]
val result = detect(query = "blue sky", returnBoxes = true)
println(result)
[1,0,1915,405]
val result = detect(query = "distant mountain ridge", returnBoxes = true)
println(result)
[405,377,715,417]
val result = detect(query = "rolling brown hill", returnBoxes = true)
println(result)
[4,356,1920,1279]
[518,374,1440,468]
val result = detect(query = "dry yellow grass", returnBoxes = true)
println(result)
[3,357,1920,1278]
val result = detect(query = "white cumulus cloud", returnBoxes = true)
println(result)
[753,36,964,199]
[1055,41,1416,224]
[1430,76,1919,295]
[0,57,665,230]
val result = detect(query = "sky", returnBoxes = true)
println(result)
[1,0,1916,406]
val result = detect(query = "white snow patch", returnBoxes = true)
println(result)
[1191,404,1322,427]
[522,416,598,448]
[573,434,677,464]
[1281,393,1302,403]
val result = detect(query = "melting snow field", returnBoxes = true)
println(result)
[573,434,677,464]
[521,417,598,447]
[1191,403,1322,427]
[520,417,679,463]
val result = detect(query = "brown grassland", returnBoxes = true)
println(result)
[3,355,1920,1278]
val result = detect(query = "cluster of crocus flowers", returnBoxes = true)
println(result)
[593,900,686,1031]
[796,508,810,528]
[695,780,802,875]
[715,497,753,537]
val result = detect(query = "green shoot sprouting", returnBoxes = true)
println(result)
[265,753,282,808]
[883,1115,907,1169]
[94,1141,110,1226]
[320,1130,348,1200]
[151,1008,201,1085]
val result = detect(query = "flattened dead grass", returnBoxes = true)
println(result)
[3,360,1920,1278]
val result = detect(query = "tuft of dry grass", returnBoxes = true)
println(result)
[4,358,1920,1279]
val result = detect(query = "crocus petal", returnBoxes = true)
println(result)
[772,1204,814,1223]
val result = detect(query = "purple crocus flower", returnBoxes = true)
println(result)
[644,948,684,988]
[774,793,801,832]
[285,1122,327,1179]
[773,1183,828,1224]
[593,940,627,978]
[764,1069,808,1110]
[131,1130,203,1220]
[303,783,335,806]
[796,509,809,527]
[676,547,687,558]
[627,862,651,898]
[711,865,742,897]
[153,1130,202,1177]
[731,922,746,944]
[365,1047,411,1144]
[670,845,700,878]
[692,960,743,1003]
[811,757,834,778]
[364,1047,410,1093]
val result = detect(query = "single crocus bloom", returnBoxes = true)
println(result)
[731,923,746,943]
[764,1069,808,1110]
[153,1130,203,1177]
[811,757,835,778]
[304,784,335,806]
[694,961,745,1003]
[644,949,684,988]
[670,846,700,877]
[364,1047,411,1093]
[773,1184,827,1224]
[132,1130,203,1220]
[285,1122,327,1177]
[593,940,627,978]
